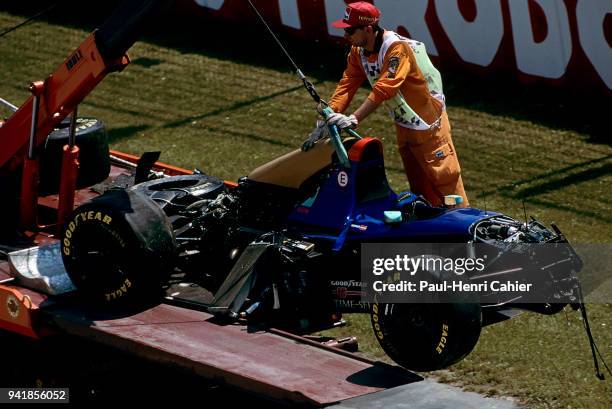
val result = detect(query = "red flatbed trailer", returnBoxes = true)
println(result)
[0,250,518,408]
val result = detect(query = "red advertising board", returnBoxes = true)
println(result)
[177,0,611,97]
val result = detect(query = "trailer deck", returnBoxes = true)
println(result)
[0,259,520,408]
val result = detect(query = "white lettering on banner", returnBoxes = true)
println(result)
[376,0,438,56]
[508,0,572,79]
[194,0,224,11]
[324,0,345,37]
[435,0,503,66]
[279,0,301,29]
[576,0,612,89]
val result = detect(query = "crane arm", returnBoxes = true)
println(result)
[0,0,170,173]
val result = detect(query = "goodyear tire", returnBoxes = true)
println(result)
[131,174,225,196]
[61,189,176,307]
[371,302,481,371]
[131,174,225,202]
[130,174,226,216]
[370,256,481,371]
[39,118,110,194]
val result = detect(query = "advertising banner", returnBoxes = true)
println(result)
[179,0,611,97]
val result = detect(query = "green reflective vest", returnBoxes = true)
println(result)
[359,31,445,130]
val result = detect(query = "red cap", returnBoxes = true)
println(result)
[332,2,381,29]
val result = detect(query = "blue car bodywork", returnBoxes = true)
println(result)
[287,137,495,248]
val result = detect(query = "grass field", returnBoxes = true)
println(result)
[0,9,610,408]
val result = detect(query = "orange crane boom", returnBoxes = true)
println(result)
[0,0,169,229]
[0,0,169,173]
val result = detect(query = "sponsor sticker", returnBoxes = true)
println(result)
[6,295,19,319]
[388,56,400,78]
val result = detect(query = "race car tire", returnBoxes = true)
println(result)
[371,302,482,371]
[130,174,226,215]
[370,255,482,371]
[61,189,176,307]
[131,174,225,199]
[39,118,110,194]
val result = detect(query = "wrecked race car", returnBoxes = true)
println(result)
[60,128,586,372]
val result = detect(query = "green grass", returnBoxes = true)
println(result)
[0,11,610,408]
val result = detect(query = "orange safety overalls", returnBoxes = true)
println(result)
[328,31,468,207]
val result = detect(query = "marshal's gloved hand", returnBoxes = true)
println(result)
[326,113,358,130]
[301,119,329,151]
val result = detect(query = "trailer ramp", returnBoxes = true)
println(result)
[43,303,418,406]
[2,259,520,408]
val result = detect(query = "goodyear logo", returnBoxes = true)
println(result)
[372,303,384,340]
[62,211,113,256]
